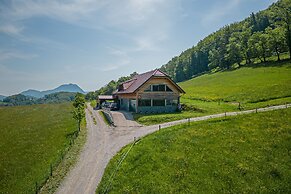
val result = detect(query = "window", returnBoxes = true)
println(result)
[138,99,151,106]
[144,84,172,92]
[166,99,178,106]
[166,85,173,92]
[152,84,165,92]
[153,99,165,106]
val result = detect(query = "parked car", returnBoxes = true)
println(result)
[101,101,110,108]
[109,102,118,111]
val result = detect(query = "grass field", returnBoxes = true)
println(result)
[97,108,291,193]
[134,60,291,125]
[0,103,77,194]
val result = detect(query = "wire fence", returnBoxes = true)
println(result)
[101,138,138,194]
[33,124,81,194]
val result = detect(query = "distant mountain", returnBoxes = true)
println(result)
[21,89,43,98]
[0,95,6,101]
[21,83,85,98]
[37,92,77,104]
[43,83,85,95]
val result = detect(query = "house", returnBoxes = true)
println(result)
[113,69,185,113]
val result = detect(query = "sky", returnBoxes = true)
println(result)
[0,0,277,96]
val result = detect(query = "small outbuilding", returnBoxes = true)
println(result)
[97,95,116,108]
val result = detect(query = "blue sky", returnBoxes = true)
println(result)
[0,0,277,96]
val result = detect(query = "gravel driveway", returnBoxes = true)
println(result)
[56,103,290,194]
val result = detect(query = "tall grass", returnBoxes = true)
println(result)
[0,103,76,194]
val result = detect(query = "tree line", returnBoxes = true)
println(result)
[1,92,77,106]
[160,0,291,82]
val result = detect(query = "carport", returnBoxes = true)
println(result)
[97,95,116,108]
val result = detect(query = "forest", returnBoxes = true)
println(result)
[161,0,290,82]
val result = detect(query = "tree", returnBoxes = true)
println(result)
[85,91,97,101]
[208,48,220,69]
[226,32,243,66]
[266,26,288,61]
[72,93,85,131]
[174,61,186,82]
[73,93,85,109]
[250,12,259,32]
[274,3,291,59]
[72,106,85,132]
[249,32,270,62]
[239,27,252,64]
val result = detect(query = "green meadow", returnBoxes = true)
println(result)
[0,103,77,194]
[134,60,291,125]
[97,108,291,193]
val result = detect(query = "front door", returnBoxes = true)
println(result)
[129,99,136,112]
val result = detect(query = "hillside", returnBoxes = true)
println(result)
[97,109,291,193]
[134,60,291,125]
[2,92,78,106]
[180,61,291,103]
[88,0,291,100]
[21,83,85,98]
[0,95,6,101]
[160,0,291,82]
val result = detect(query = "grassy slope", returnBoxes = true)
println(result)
[0,103,76,194]
[135,60,291,125]
[97,109,291,193]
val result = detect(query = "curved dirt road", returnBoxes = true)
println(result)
[56,105,111,194]
[56,106,149,194]
[56,103,290,194]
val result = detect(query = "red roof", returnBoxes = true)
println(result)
[115,69,185,94]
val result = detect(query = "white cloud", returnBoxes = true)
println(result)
[2,0,106,24]
[0,50,37,61]
[0,24,24,36]
[0,0,179,52]
[201,0,242,25]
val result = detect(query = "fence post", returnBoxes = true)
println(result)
[188,118,190,126]
[286,103,288,108]
[35,182,38,194]
[159,125,161,130]
[256,108,258,113]
[50,164,53,176]
[225,112,227,117]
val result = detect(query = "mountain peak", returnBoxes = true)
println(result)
[21,83,85,98]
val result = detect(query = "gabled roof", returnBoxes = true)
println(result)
[115,69,185,94]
